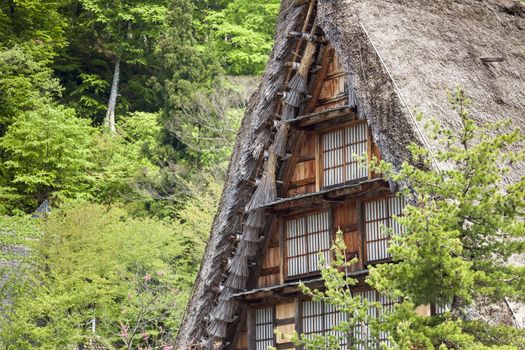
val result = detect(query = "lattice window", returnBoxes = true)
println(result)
[303,300,348,349]
[255,307,274,350]
[286,211,331,277]
[365,196,406,262]
[321,123,368,188]
[352,290,398,349]
[433,303,451,315]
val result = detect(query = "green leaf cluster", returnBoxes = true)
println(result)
[0,195,218,349]
[289,89,525,350]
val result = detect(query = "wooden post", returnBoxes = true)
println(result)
[295,298,303,338]
[315,130,321,192]
[279,219,285,285]
[247,308,255,350]
[357,200,365,269]
[367,126,373,179]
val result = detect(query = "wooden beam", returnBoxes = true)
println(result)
[297,154,315,162]
[315,130,321,192]
[325,71,346,80]
[358,199,365,269]
[279,219,285,285]
[266,179,388,211]
[293,0,311,7]
[316,94,348,106]
[281,45,334,196]
[288,176,316,189]
[367,126,373,180]
[260,266,280,276]
[305,46,334,112]
[247,308,255,350]
[480,56,505,63]
[292,106,356,128]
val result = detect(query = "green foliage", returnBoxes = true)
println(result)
[0,0,67,61]
[284,232,383,349]
[0,0,275,346]
[0,200,217,349]
[0,104,94,212]
[0,215,40,261]
[205,0,280,75]
[287,89,525,350]
[0,46,62,135]
[368,88,525,308]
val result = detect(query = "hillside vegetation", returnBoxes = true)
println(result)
[0,0,279,348]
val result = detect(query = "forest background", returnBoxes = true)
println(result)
[0,0,279,349]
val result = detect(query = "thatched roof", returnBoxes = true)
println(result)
[176,0,525,347]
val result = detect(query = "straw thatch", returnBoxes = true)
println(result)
[176,0,525,347]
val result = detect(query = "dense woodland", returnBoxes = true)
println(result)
[0,0,278,348]
[1,1,525,350]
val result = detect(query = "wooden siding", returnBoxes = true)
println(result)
[275,302,296,345]
[314,54,347,113]
[332,202,362,271]
[287,132,316,197]
[234,331,248,350]
[257,229,281,288]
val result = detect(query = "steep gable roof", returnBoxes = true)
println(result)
[176,0,525,347]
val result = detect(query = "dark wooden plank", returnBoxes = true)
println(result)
[306,46,334,112]
[281,46,335,196]
[247,308,255,350]
[297,154,316,162]
[260,266,280,276]
[279,219,285,285]
[288,177,316,189]
[358,199,365,269]
[316,94,348,106]
[275,317,296,326]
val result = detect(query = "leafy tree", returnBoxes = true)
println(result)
[58,0,169,131]
[0,202,216,349]
[0,0,67,61]
[204,0,280,75]
[0,103,94,212]
[0,47,63,136]
[284,89,525,350]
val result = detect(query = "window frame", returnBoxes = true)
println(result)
[319,121,370,189]
[301,299,349,349]
[351,288,399,349]
[362,195,406,264]
[284,209,333,280]
[249,305,276,350]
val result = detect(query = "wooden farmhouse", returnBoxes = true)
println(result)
[177,0,525,349]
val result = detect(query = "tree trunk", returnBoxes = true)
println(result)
[105,58,120,133]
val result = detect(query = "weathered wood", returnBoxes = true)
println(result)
[279,219,285,285]
[281,46,335,197]
[260,267,280,276]
[306,46,334,112]
[480,56,505,63]
[358,199,366,266]
[289,106,356,128]
[316,93,348,106]
[288,176,316,189]
[315,130,321,192]
[247,308,255,350]
[265,179,388,211]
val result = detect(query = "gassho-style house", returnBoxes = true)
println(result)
[176,0,525,349]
